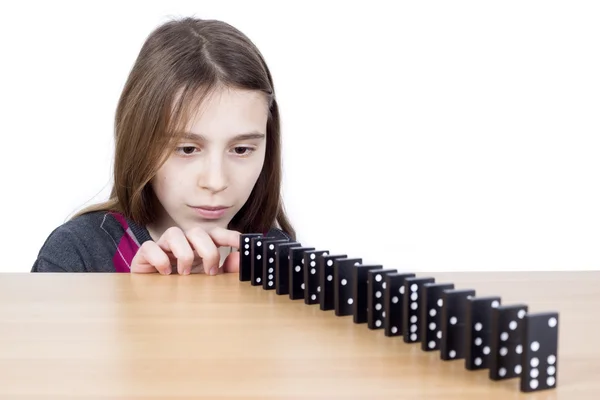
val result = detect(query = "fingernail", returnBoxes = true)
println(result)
[209,267,217,276]
[183,268,190,275]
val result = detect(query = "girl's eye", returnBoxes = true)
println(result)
[233,146,255,156]
[176,146,198,155]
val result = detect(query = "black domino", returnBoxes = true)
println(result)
[421,282,455,351]
[367,268,397,330]
[261,239,289,290]
[288,247,315,300]
[465,296,502,370]
[303,250,330,305]
[351,264,382,324]
[383,273,416,337]
[239,233,262,281]
[333,258,363,316]
[440,288,476,360]
[274,242,301,295]
[489,304,528,380]
[520,312,559,392]
[403,276,435,343]
[319,254,347,311]
[250,236,275,286]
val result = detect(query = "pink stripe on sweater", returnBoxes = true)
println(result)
[110,212,140,273]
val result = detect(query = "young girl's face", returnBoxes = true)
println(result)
[149,86,269,234]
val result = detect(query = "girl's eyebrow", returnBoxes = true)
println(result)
[181,131,266,142]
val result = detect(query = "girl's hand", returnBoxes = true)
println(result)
[130,226,240,275]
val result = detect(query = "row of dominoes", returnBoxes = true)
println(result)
[238,233,559,393]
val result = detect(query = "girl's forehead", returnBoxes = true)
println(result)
[174,87,269,139]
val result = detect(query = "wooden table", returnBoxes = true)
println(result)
[0,271,598,399]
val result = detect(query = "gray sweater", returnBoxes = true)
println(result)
[31,210,290,273]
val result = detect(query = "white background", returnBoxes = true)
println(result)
[0,0,598,273]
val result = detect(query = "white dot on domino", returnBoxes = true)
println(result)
[530,368,539,378]
[530,379,538,389]
[531,357,539,368]
[515,365,522,374]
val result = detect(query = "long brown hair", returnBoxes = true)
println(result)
[72,17,296,239]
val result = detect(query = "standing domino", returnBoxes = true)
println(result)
[274,242,302,295]
[489,304,529,381]
[383,273,416,337]
[367,268,397,330]
[403,276,435,343]
[352,264,382,324]
[440,289,476,360]
[465,296,502,370]
[520,312,559,392]
[288,247,315,300]
[319,254,347,311]
[261,239,289,290]
[334,258,363,316]
[421,282,455,351]
[303,250,330,304]
[239,233,262,281]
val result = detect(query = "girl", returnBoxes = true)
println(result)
[31,17,296,275]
